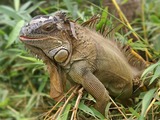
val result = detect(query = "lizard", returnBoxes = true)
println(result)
[19,11,147,114]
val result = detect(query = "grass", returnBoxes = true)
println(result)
[0,0,160,119]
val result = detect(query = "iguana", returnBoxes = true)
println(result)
[19,11,147,114]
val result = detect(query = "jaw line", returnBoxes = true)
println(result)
[25,44,56,64]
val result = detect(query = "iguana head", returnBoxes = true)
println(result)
[19,11,77,100]
[19,11,75,65]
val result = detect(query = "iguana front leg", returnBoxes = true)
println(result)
[68,62,109,114]
[82,72,109,114]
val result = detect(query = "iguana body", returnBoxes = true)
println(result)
[19,11,147,114]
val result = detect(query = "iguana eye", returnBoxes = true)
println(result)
[43,25,53,31]
[42,23,56,32]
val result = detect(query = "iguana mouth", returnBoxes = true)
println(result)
[19,36,45,41]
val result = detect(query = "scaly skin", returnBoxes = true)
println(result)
[19,11,146,114]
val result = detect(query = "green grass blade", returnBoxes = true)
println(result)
[0,5,22,20]
[141,61,160,81]
[19,1,32,11]
[63,0,73,14]
[96,7,108,31]
[18,56,42,63]
[129,107,140,118]
[24,94,37,115]
[14,0,20,11]
[26,1,45,14]
[78,102,96,118]
[149,65,160,85]
[90,107,106,119]
[59,104,71,120]
[6,20,25,48]
[38,78,48,92]
[140,88,156,119]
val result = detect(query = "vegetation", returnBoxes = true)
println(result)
[0,0,160,119]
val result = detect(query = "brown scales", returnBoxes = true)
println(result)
[80,15,147,71]
[19,11,150,115]
[79,15,149,94]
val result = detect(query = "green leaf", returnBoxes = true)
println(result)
[0,29,5,35]
[0,89,10,109]
[122,0,129,4]
[140,89,156,119]
[78,102,95,117]
[149,65,160,85]
[150,15,160,23]
[0,5,22,20]
[24,94,37,114]
[38,7,48,15]
[141,61,160,81]
[0,98,9,108]
[77,11,86,21]
[26,1,45,14]
[154,102,160,105]
[59,104,71,120]
[129,107,140,118]
[18,56,42,63]
[19,1,32,11]
[14,0,20,11]
[90,107,106,119]
[38,78,48,92]
[6,20,25,48]
[105,102,112,119]
[96,7,108,31]
[63,0,73,14]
